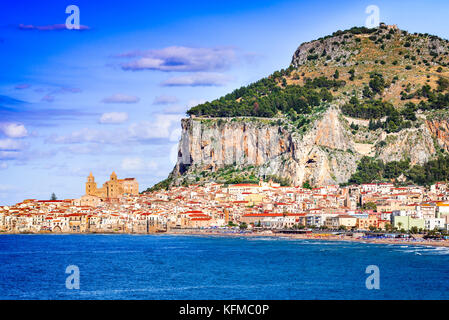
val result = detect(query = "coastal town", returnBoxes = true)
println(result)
[1,172,449,243]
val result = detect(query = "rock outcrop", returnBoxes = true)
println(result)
[173,117,293,176]
[376,125,436,165]
[426,119,449,153]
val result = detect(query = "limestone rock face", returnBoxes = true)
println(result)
[172,108,358,185]
[426,119,449,153]
[376,125,436,165]
[291,35,358,68]
[175,118,293,173]
[170,107,442,186]
[172,110,448,186]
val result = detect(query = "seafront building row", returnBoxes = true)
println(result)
[1,173,449,234]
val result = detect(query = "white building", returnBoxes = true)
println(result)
[424,218,446,231]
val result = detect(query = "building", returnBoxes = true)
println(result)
[325,215,357,229]
[393,216,425,231]
[85,172,139,199]
[73,195,103,207]
[424,218,446,231]
[356,214,381,230]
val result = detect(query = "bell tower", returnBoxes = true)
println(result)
[107,171,119,198]
[86,172,97,195]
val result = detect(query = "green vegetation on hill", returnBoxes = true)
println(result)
[317,26,377,41]
[401,80,449,111]
[194,165,291,187]
[341,96,394,119]
[339,69,449,133]
[407,155,449,185]
[187,25,449,122]
[347,157,410,184]
[342,96,416,133]
[142,177,172,193]
[187,75,343,118]
[142,165,293,192]
[347,155,449,186]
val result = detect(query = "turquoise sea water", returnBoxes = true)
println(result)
[0,234,448,300]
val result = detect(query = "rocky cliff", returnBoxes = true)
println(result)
[172,107,357,185]
[426,118,449,153]
[170,106,443,186]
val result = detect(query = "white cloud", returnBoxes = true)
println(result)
[48,114,182,145]
[121,157,158,172]
[0,123,28,138]
[122,57,165,71]
[119,46,237,72]
[0,151,21,160]
[162,105,187,114]
[128,114,183,140]
[99,112,128,124]
[61,144,105,155]
[153,95,179,105]
[47,128,126,144]
[102,94,140,104]
[161,73,230,87]
[0,162,7,169]
[0,139,24,150]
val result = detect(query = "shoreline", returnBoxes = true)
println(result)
[165,230,449,248]
[2,230,449,248]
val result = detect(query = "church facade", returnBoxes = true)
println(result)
[85,172,139,199]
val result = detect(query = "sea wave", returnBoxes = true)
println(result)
[395,246,449,256]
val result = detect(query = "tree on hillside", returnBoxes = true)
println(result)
[302,180,312,189]
[369,73,386,94]
[437,77,449,92]
[348,69,355,81]
[333,70,340,79]
[362,202,377,211]
[349,157,384,184]
[51,193,57,201]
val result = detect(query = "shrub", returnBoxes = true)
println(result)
[333,70,340,79]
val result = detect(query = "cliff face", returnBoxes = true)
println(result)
[174,117,293,174]
[291,33,358,68]
[426,119,449,153]
[376,125,436,165]
[171,107,443,186]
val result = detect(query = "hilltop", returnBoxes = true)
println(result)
[146,24,449,192]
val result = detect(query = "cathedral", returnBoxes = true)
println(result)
[85,172,139,199]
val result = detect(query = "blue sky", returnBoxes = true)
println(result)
[1,0,449,205]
